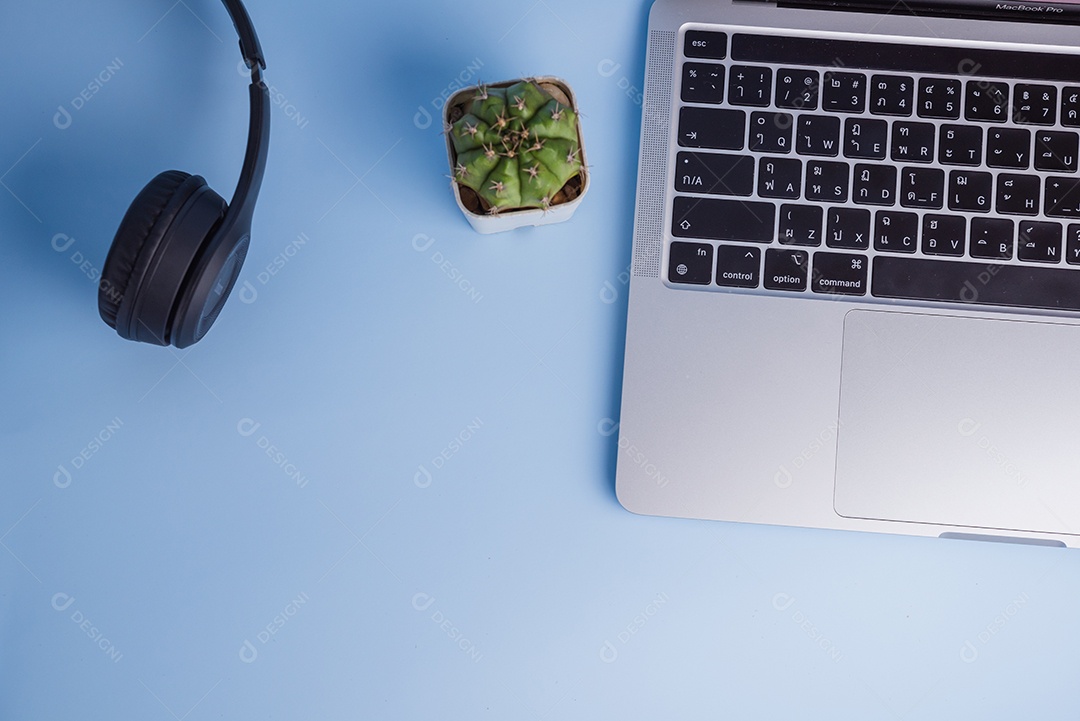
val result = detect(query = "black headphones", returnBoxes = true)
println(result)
[97,0,270,348]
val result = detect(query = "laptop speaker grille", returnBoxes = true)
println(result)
[633,29,675,279]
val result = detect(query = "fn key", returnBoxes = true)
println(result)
[668,241,713,284]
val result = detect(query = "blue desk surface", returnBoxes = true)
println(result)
[2,2,1078,718]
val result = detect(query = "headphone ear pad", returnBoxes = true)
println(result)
[98,170,193,329]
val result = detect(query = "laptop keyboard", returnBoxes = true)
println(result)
[668,28,1080,311]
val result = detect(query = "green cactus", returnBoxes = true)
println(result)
[449,80,583,213]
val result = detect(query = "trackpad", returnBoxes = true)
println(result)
[834,310,1080,536]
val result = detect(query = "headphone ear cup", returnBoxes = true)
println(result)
[99,171,227,345]
[98,170,193,330]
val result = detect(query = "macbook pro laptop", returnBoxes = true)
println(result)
[617,0,1080,547]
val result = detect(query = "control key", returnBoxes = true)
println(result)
[716,245,761,287]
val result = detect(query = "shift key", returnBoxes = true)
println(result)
[673,196,775,242]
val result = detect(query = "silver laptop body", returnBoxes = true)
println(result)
[617,0,1080,547]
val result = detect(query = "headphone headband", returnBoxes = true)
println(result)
[169,2,269,347]
[221,0,270,220]
[167,0,270,347]
[222,0,266,71]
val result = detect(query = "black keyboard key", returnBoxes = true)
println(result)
[900,167,944,209]
[763,248,808,291]
[1045,176,1080,218]
[797,115,841,156]
[853,163,897,206]
[715,244,761,287]
[728,65,772,107]
[811,252,868,295]
[891,122,935,163]
[843,118,887,160]
[966,81,1009,122]
[675,151,741,199]
[995,173,1040,216]
[758,157,802,199]
[1035,131,1079,172]
[938,124,982,166]
[986,128,1031,169]
[685,31,727,60]
[668,241,713,284]
[917,77,961,119]
[1067,224,1080,263]
[681,63,725,104]
[825,207,870,249]
[806,160,849,202]
[874,211,918,253]
[948,170,993,212]
[922,214,965,256]
[679,107,745,150]
[1063,87,1080,127]
[779,204,822,246]
[869,74,914,116]
[1014,84,1056,125]
[749,111,794,153]
[731,34,1080,83]
[1017,221,1062,263]
[970,218,1014,260]
[822,71,866,113]
[775,68,819,110]
[872,256,1080,310]
[672,196,775,242]
[675,152,754,196]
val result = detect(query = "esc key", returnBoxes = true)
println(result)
[684,30,728,60]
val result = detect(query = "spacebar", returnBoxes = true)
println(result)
[872,257,1080,311]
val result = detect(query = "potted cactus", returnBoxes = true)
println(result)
[444,77,588,234]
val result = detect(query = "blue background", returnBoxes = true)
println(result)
[2,1,1078,718]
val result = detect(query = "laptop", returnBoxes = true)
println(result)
[616,0,1080,547]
